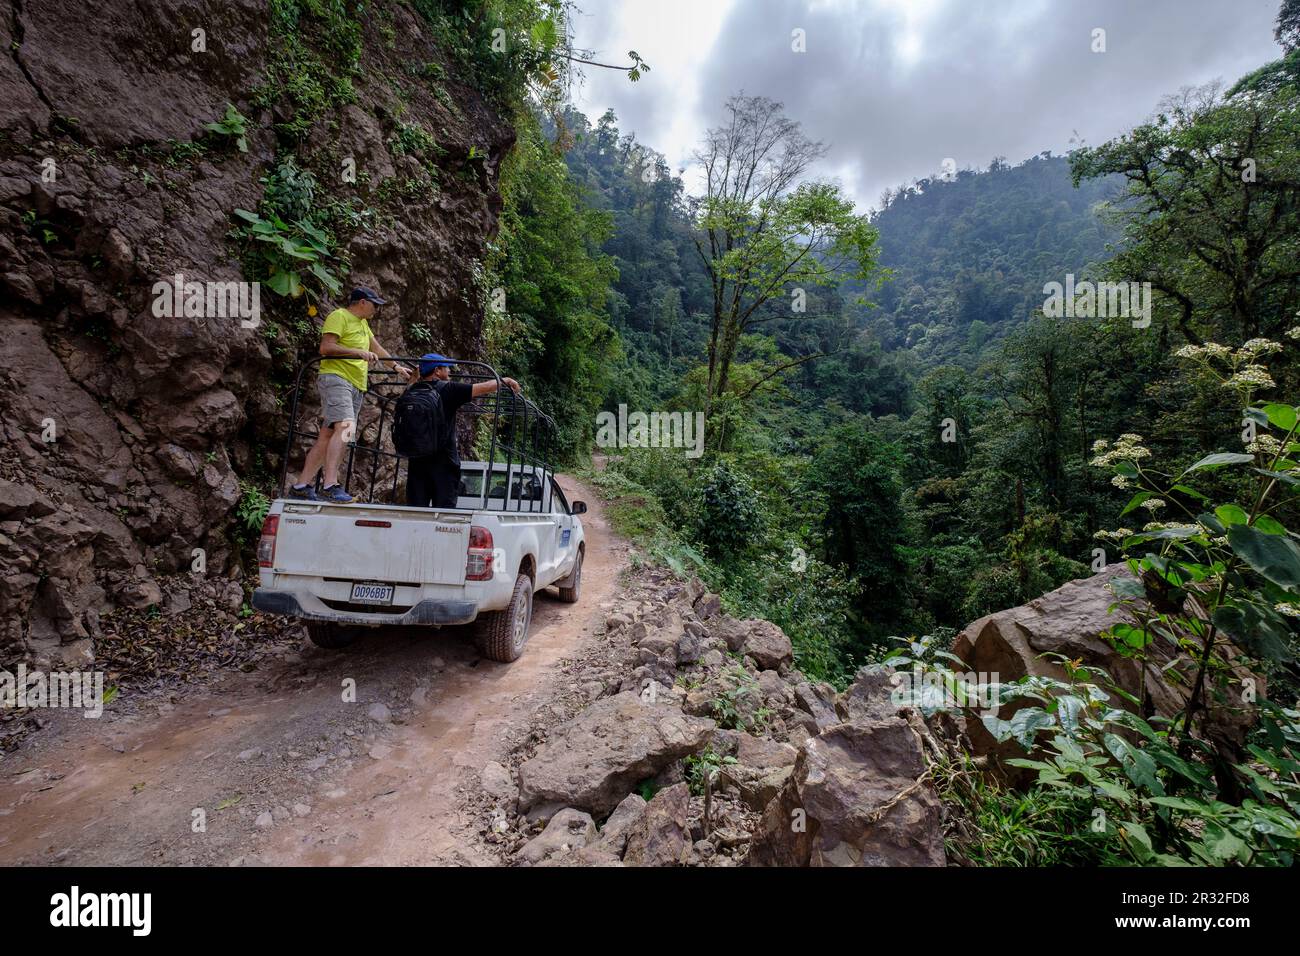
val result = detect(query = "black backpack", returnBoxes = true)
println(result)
[392,381,447,459]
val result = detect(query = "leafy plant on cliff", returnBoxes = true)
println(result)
[203,104,250,153]
[231,208,342,300]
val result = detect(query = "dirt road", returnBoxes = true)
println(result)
[0,475,626,866]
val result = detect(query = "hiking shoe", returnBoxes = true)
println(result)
[286,483,318,501]
[321,485,353,503]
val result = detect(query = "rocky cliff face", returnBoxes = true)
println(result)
[0,0,514,667]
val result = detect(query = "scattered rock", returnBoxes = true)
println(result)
[623,782,692,866]
[740,619,793,671]
[479,761,518,809]
[517,692,716,816]
[593,792,647,857]
[748,717,945,867]
[838,666,904,723]
[516,808,597,865]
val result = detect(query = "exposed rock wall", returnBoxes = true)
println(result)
[0,1,514,666]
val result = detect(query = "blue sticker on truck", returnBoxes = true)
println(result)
[561,529,571,547]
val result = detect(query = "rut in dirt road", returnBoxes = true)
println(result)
[0,475,628,867]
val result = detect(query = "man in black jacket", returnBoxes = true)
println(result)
[406,353,520,509]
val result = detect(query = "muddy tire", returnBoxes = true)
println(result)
[556,547,583,604]
[476,573,534,663]
[305,622,359,649]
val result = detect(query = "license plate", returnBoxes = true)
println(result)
[350,582,395,605]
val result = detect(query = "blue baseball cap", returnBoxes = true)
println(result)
[348,286,387,305]
[419,353,455,376]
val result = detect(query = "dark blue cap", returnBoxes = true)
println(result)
[348,286,386,305]
[419,353,455,376]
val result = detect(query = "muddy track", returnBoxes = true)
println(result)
[0,475,627,866]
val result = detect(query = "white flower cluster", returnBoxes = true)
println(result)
[1239,338,1283,357]
[1093,528,1133,542]
[1091,434,1151,468]
[1223,366,1275,390]
[1141,521,1196,533]
[1174,343,1232,360]
[1245,434,1283,455]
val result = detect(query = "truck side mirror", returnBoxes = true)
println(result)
[571,501,587,515]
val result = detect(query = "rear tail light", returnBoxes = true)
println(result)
[466,525,494,581]
[257,514,279,568]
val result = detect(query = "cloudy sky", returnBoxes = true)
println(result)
[568,0,1283,210]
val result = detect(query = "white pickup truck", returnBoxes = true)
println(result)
[251,460,587,662]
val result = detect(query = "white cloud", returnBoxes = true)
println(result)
[567,0,1283,211]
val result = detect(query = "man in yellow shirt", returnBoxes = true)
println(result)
[288,287,412,502]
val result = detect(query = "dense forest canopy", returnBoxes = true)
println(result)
[479,0,1300,703]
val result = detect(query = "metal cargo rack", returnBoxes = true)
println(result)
[278,356,558,513]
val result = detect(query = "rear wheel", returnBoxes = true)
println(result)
[305,622,360,649]
[556,548,583,603]
[476,573,534,663]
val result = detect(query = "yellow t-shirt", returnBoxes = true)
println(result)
[319,307,373,392]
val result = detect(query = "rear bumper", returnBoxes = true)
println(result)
[251,589,478,627]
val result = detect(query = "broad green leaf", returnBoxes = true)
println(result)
[1215,504,1249,526]
[1212,603,1295,663]
[1203,826,1248,862]
[1227,523,1300,589]
[1008,707,1055,749]
[1121,492,1154,516]
[1104,732,1164,795]
[266,270,298,297]
[1262,403,1298,432]
[1148,796,1209,812]
[1252,468,1300,486]
[1254,514,1286,535]
[1184,452,1254,473]
[1121,821,1154,862]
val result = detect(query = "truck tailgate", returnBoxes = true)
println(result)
[273,503,470,585]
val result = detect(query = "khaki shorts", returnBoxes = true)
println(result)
[318,373,363,427]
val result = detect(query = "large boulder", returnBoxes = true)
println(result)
[953,566,1260,763]
[747,716,946,867]
[517,692,716,816]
